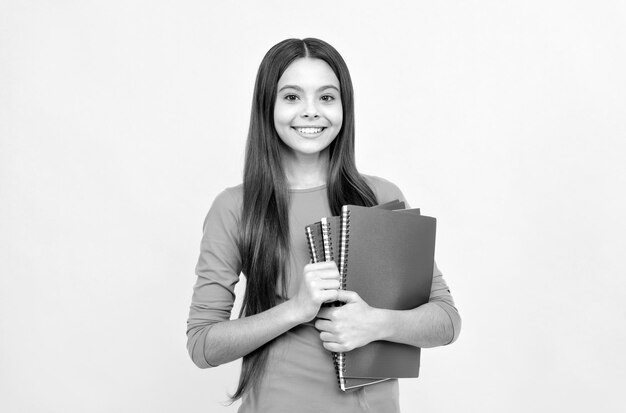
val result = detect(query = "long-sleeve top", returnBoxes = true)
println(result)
[187,175,461,412]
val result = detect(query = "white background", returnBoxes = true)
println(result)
[1,1,625,412]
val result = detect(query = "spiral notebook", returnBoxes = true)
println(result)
[305,200,434,391]
[305,200,405,390]
[305,200,405,264]
[336,205,436,389]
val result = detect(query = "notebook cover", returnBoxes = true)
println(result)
[312,200,407,389]
[338,207,422,388]
[311,200,405,263]
[304,223,316,262]
[343,377,391,390]
[375,199,405,211]
[340,205,436,379]
[322,204,421,389]
[305,222,325,263]
[311,221,325,263]
[305,201,418,388]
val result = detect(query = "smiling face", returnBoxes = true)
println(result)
[274,58,343,160]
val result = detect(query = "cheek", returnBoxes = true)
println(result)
[274,103,297,127]
[330,107,343,129]
[273,107,284,126]
[318,105,342,128]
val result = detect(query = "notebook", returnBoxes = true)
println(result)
[305,221,325,264]
[305,200,406,390]
[335,205,436,388]
[305,200,405,263]
[305,200,431,390]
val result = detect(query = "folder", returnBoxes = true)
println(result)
[335,205,435,387]
[304,201,434,390]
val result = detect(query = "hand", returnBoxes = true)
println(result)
[314,290,380,352]
[289,261,340,323]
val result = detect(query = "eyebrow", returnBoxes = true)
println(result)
[278,84,340,93]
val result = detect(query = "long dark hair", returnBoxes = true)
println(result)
[232,38,377,401]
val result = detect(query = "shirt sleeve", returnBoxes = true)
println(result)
[428,262,462,344]
[364,174,408,205]
[186,189,243,368]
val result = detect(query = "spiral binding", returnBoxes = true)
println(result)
[339,206,350,290]
[320,217,333,262]
[336,205,351,390]
[323,215,341,388]
[305,226,317,263]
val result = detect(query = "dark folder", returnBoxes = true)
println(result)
[305,201,434,391]
[336,205,436,383]
[305,200,406,390]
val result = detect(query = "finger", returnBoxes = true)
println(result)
[316,269,340,280]
[322,341,344,352]
[318,289,339,303]
[314,319,333,332]
[336,289,360,303]
[319,331,337,343]
[317,279,340,290]
[305,261,338,272]
[316,307,334,320]
[319,260,338,271]
[303,268,339,282]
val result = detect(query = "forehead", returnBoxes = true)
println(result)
[277,58,340,89]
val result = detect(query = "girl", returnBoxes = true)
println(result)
[187,38,461,412]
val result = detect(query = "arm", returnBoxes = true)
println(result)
[380,262,461,347]
[186,189,341,367]
[315,262,461,352]
[200,262,341,367]
[200,299,304,366]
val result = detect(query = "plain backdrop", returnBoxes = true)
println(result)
[1,1,625,412]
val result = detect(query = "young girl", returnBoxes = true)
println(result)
[187,38,461,412]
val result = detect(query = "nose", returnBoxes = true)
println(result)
[301,99,320,119]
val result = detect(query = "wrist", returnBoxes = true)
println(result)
[371,308,394,341]
[281,298,308,326]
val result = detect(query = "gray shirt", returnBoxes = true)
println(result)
[187,175,461,412]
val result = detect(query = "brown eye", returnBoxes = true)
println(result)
[284,94,299,101]
[320,95,335,102]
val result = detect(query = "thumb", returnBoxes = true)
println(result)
[336,289,360,303]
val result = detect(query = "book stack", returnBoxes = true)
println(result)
[305,200,436,391]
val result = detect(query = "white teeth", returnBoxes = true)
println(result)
[296,127,324,134]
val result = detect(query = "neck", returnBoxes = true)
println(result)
[281,147,330,190]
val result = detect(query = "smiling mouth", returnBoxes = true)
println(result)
[292,127,326,135]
